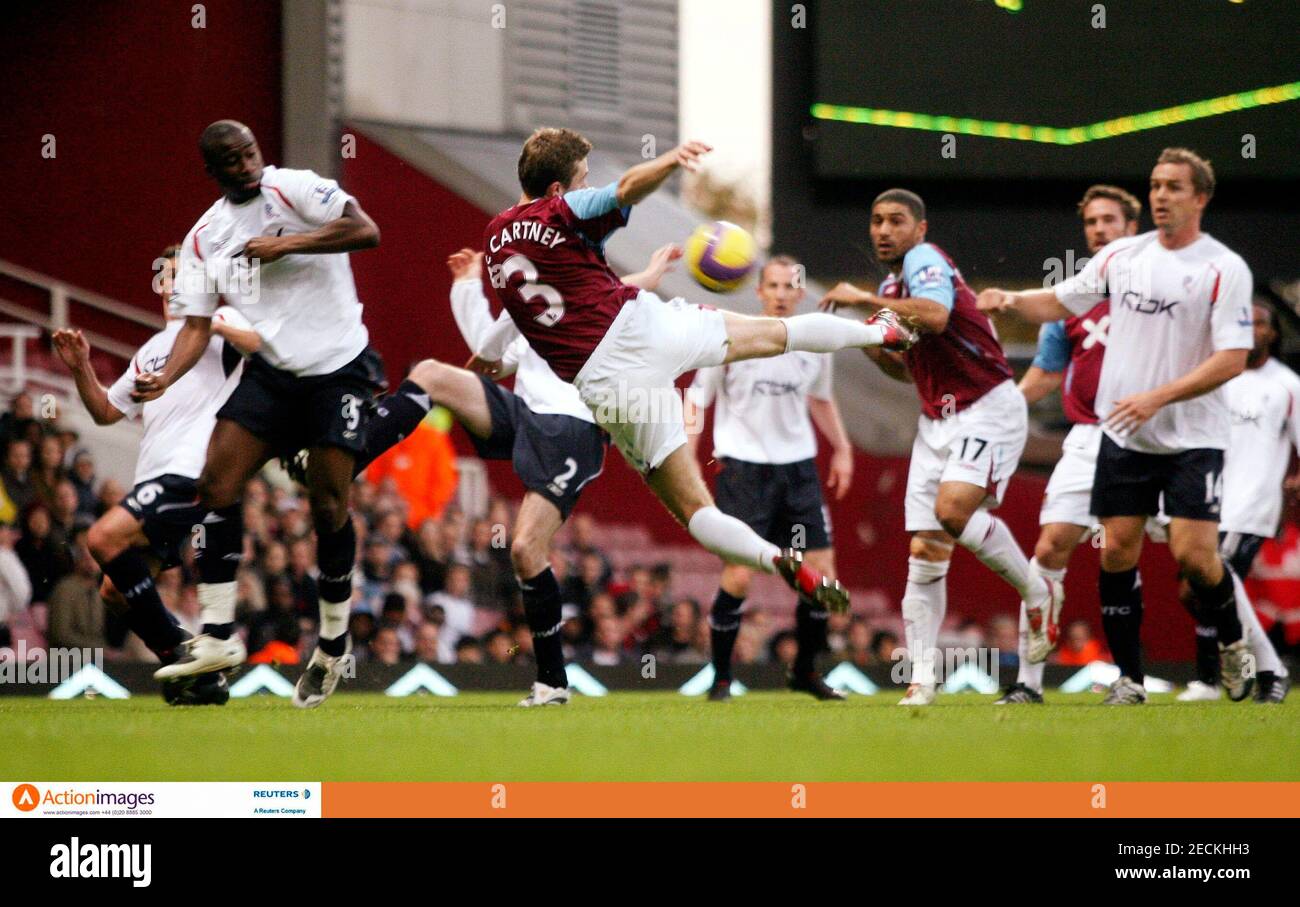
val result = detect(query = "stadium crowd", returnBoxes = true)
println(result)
[0,388,1111,672]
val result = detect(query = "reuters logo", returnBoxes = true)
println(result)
[12,784,40,812]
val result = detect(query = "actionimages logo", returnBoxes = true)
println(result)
[49,837,152,888]
[13,783,40,811]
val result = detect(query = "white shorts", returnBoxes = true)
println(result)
[1040,422,1101,528]
[574,291,729,473]
[904,380,1028,532]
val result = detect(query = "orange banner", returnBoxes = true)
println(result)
[322,782,1300,818]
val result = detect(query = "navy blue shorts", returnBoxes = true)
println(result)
[1092,434,1224,521]
[714,457,831,550]
[218,347,386,459]
[471,376,606,519]
[120,474,208,571]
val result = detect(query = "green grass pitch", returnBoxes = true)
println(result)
[4,692,1297,782]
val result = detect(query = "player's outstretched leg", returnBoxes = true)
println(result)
[720,309,915,366]
[88,511,229,705]
[646,445,849,616]
[936,482,1062,663]
[294,446,360,709]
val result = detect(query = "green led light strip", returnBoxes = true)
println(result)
[810,81,1300,145]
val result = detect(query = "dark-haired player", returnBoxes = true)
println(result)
[133,120,383,708]
[996,184,1140,704]
[981,148,1255,705]
[821,188,1059,706]
[53,245,261,704]
[472,128,918,616]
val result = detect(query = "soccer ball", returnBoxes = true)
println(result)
[685,221,757,293]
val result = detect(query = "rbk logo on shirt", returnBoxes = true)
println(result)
[1119,291,1179,318]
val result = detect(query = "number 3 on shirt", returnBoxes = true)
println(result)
[502,254,565,327]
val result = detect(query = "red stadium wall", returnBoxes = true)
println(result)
[0,1,282,310]
[340,129,1189,658]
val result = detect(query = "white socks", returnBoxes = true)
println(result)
[1231,569,1286,677]
[688,506,782,574]
[1016,559,1066,691]
[319,595,352,642]
[958,510,1036,600]
[197,582,237,627]
[902,556,949,687]
[783,313,883,353]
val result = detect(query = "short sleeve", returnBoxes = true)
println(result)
[1031,321,1071,372]
[169,225,219,318]
[1210,258,1253,352]
[686,365,724,409]
[271,167,354,226]
[902,245,954,310]
[1054,244,1111,316]
[562,181,630,246]
[808,353,833,400]
[106,360,143,421]
[1284,370,1300,454]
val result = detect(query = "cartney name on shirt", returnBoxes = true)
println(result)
[488,221,569,253]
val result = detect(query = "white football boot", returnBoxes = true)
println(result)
[154,634,246,680]
[1023,576,1064,664]
[897,683,937,706]
[517,682,571,707]
[293,640,353,709]
[1176,680,1221,702]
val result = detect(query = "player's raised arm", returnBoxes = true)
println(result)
[131,316,212,402]
[615,140,712,207]
[51,329,125,425]
[977,287,1073,324]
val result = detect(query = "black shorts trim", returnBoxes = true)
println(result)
[470,376,606,519]
[120,474,206,571]
[1091,433,1224,521]
[714,457,831,550]
[217,346,386,458]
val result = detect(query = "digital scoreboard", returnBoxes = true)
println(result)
[811,0,1300,180]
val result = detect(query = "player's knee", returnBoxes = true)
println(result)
[1034,532,1075,568]
[86,521,124,564]
[309,492,348,534]
[1176,549,1221,587]
[909,534,951,562]
[407,359,447,397]
[509,530,549,578]
[196,470,239,510]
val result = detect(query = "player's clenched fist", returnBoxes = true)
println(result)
[131,372,168,403]
[976,288,1015,313]
[241,234,289,264]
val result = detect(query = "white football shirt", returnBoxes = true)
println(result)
[1054,231,1253,453]
[171,165,368,376]
[449,280,594,423]
[687,352,832,464]
[107,306,251,485]
[1220,358,1300,537]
